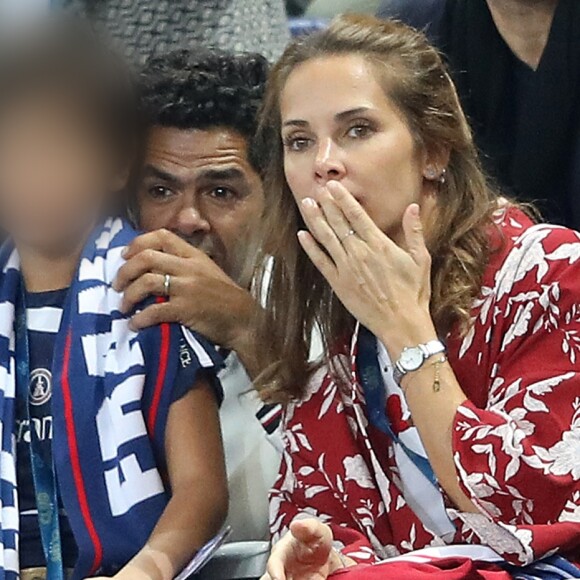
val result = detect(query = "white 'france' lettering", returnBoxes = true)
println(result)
[96,374,163,516]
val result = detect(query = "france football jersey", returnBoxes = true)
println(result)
[16,288,212,567]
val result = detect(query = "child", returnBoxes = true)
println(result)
[0,17,228,579]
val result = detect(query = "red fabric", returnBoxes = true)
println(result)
[331,558,509,579]
[270,207,580,571]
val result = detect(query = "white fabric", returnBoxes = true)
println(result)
[26,306,62,333]
[219,353,282,542]
[381,544,503,564]
[377,340,456,540]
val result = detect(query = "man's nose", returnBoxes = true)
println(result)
[314,138,346,184]
[175,204,211,237]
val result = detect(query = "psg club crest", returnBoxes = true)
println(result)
[29,368,52,407]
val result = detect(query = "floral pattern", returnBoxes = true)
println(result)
[269,208,580,572]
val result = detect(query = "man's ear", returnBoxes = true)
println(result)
[421,146,451,182]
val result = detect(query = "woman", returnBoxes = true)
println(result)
[0,18,227,578]
[255,14,580,580]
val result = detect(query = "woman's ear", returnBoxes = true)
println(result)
[421,146,451,183]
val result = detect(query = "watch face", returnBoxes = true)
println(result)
[400,347,424,371]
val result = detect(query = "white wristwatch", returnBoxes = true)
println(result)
[393,340,446,384]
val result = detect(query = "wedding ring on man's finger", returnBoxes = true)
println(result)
[163,273,171,297]
[339,229,356,243]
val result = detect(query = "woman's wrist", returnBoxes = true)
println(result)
[376,309,439,360]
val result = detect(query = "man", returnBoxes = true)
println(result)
[113,48,282,542]
[378,0,580,228]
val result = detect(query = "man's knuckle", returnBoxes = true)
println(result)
[145,273,158,291]
[158,228,172,245]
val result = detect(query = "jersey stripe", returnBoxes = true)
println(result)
[61,329,103,573]
[147,307,171,437]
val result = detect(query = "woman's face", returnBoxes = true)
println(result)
[280,55,440,245]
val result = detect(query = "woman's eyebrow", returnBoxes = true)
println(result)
[334,106,372,122]
[282,106,372,129]
[282,119,309,128]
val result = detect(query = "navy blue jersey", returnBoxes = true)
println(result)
[17,288,209,568]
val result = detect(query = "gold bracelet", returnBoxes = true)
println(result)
[402,355,448,395]
[432,355,447,392]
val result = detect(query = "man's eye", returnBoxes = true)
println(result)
[148,186,175,199]
[208,187,236,201]
[347,124,373,139]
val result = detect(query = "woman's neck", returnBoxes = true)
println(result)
[486,0,559,70]
[18,240,86,293]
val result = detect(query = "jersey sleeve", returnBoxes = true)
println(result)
[171,328,224,405]
[138,322,225,461]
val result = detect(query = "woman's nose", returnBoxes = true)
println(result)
[314,139,346,183]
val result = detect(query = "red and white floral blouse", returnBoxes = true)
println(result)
[270,207,580,575]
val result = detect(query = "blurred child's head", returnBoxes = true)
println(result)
[0,16,139,252]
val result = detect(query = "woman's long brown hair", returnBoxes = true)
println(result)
[254,14,498,404]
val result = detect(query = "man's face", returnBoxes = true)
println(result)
[137,126,264,281]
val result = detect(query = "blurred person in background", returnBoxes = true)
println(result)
[378,0,580,229]
[304,0,381,20]
[0,17,227,579]
[255,14,580,580]
[0,0,49,23]
[113,48,283,543]
[285,0,381,19]
[64,0,290,63]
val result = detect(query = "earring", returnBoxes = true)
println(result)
[439,168,447,184]
[425,166,437,180]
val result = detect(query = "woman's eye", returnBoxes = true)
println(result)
[347,124,373,139]
[208,187,236,201]
[148,186,175,199]
[284,137,312,152]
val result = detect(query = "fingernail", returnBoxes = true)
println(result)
[411,203,420,217]
[302,197,317,208]
[121,247,128,258]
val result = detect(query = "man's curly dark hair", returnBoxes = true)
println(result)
[139,48,269,174]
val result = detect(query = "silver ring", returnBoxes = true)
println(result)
[163,273,171,297]
[339,229,356,243]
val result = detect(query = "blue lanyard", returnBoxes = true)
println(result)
[15,289,64,580]
[357,327,439,488]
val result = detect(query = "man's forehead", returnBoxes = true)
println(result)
[144,126,253,177]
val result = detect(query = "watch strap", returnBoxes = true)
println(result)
[393,339,446,384]
[419,340,446,359]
